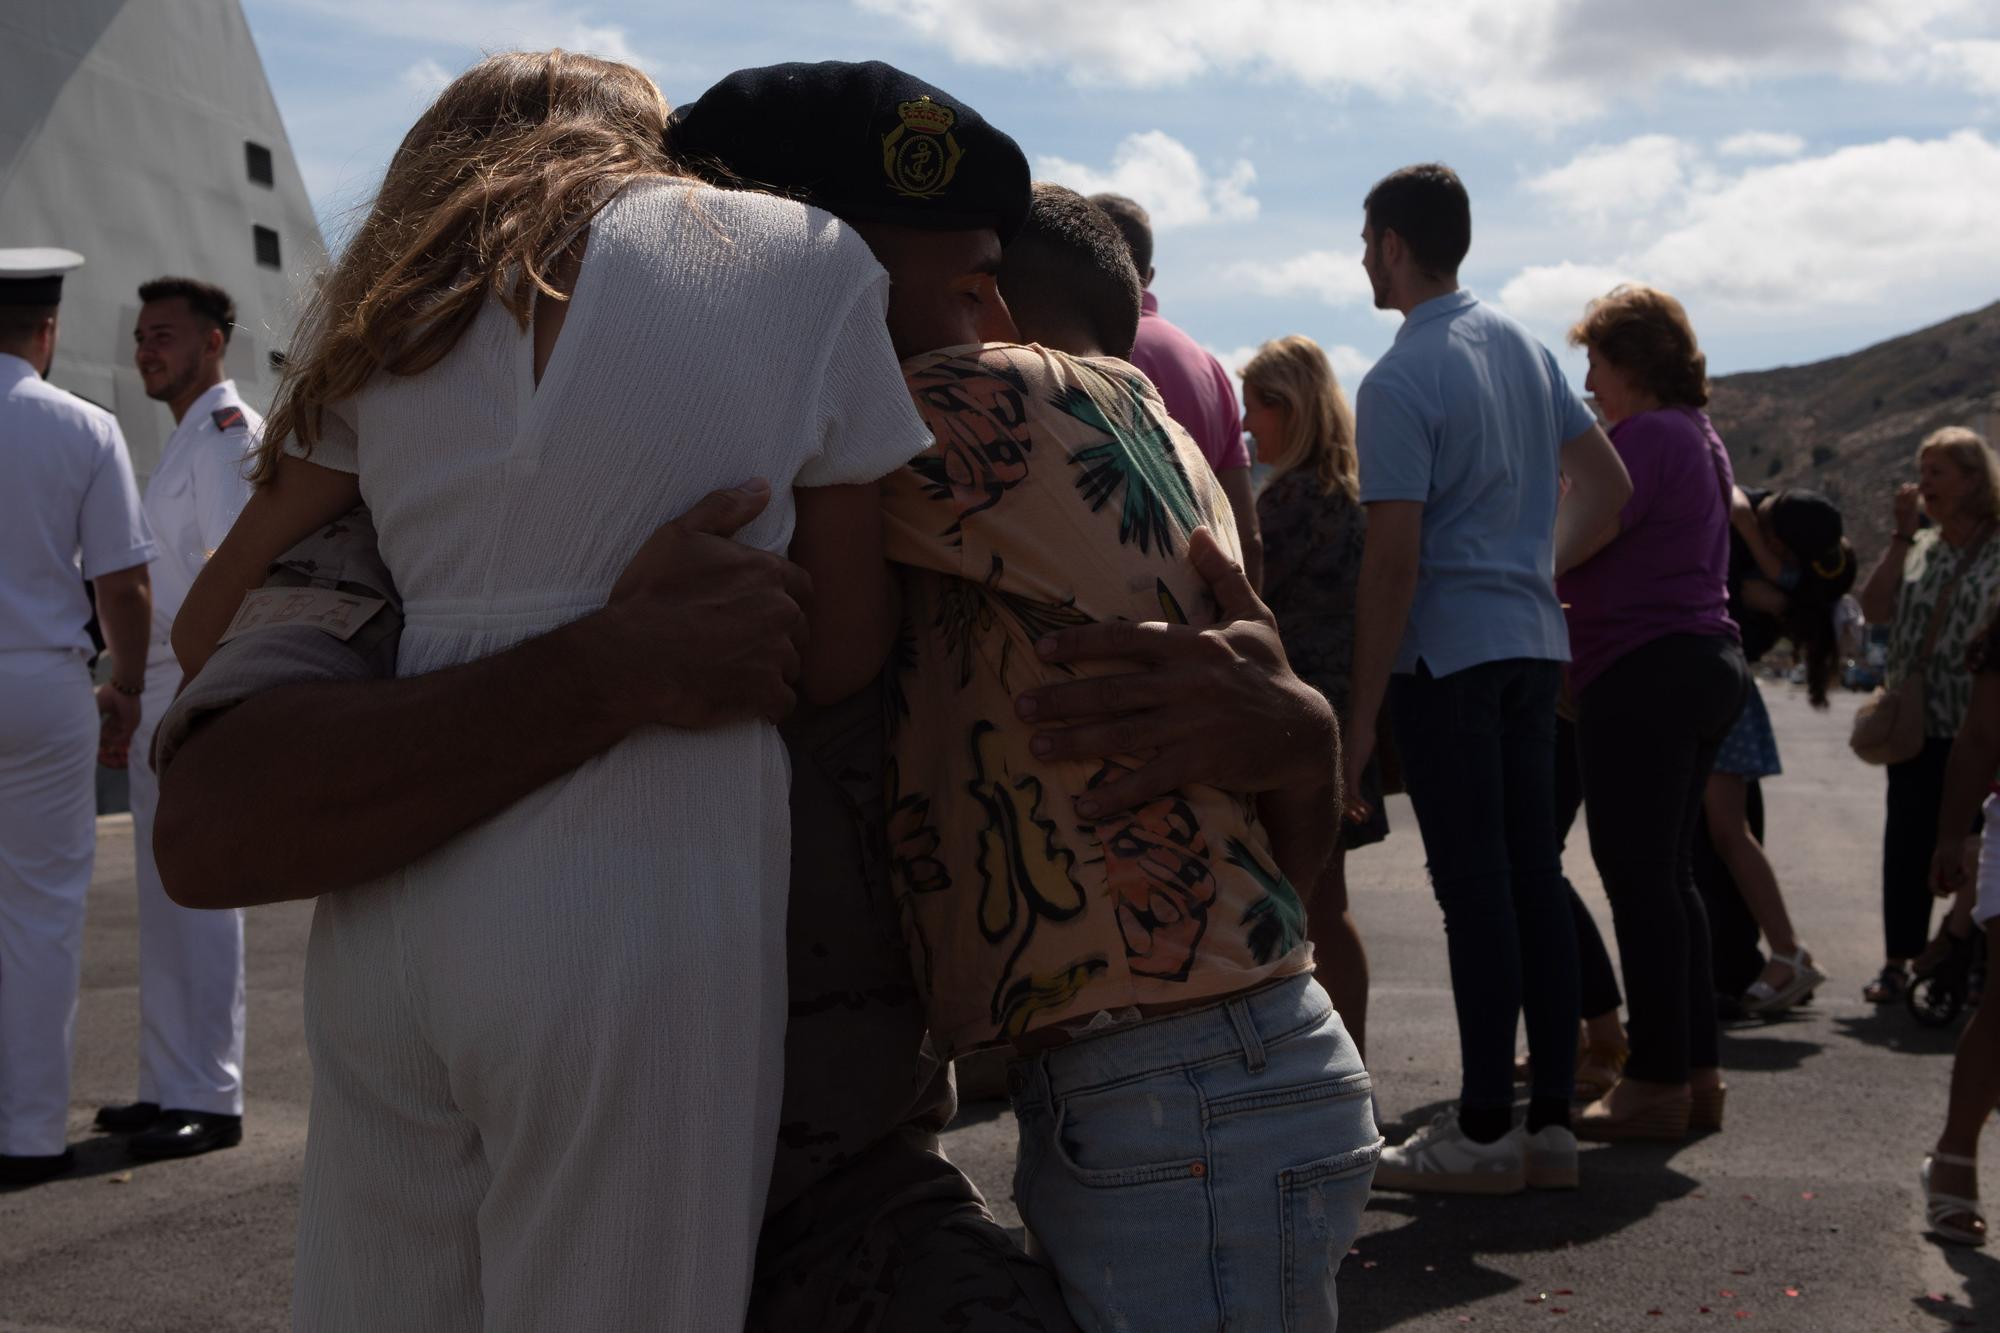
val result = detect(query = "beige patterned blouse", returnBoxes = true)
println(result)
[1886,527,2000,737]
[880,343,1313,1059]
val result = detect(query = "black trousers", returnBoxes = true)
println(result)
[1557,715,1625,1020]
[1882,738,1957,961]
[1391,658,1578,1110]
[1576,635,1749,1084]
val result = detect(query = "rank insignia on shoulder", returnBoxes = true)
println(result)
[212,406,246,432]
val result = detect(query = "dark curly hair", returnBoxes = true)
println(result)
[1568,283,1709,409]
[1000,182,1142,357]
[138,276,237,345]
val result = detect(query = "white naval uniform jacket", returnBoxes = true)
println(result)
[0,352,156,654]
[141,380,259,647]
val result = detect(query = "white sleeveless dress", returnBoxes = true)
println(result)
[287,180,930,1331]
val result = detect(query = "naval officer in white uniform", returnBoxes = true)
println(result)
[0,248,157,1187]
[94,278,257,1160]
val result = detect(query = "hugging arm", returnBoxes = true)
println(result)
[154,483,809,908]
[790,481,897,706]
[174,456,360,678]
[1013,528,1341,890]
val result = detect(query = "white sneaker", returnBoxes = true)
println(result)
[1523,1123,1579,1189]
[1372,1110,1526,1195]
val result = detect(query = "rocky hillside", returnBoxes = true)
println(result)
[1706,301,2000,563]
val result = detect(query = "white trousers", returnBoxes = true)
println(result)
[291,728,789,1331]
[0,651,97,1156]
[128,647,246,1116]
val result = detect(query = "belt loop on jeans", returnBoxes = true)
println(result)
[1224,996,1267,1074]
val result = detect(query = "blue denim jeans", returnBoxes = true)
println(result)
[1007,974,1379,1332]
[1390,657,1579,1113]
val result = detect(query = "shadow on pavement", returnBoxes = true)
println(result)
[1913,1242,2000,1328]
[0,1134,140,1194]
[1718,1030,1824,1072]
[1343,1138,1702,1332]
[1832,1008,1964,1055]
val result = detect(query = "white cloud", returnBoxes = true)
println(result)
[399,58,455,102]
[1931,38,2000,96]
[1501,130,2000,332]
[1327,343,1376,387]
[1223,248,1372,308]
[1037,132,1258,229]
[1525,135,1702,227]
[853,0,1995,126]
[1717,131,1807,159]
[1496,262,1637,328]
[1214,344,1260,377]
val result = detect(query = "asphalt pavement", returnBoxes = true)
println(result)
[2,682,1994,1331]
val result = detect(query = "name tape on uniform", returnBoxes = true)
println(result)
[219,586,387,645]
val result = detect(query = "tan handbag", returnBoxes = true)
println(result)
[1851,533,1988,765]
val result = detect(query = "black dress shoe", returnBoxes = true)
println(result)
[128,1110,242,1160]
[0,1148,76,1187]
[95,1100,163,1133]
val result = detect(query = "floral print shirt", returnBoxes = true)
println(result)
[881,344,1313,1058]
[1256,468,1366,715]
[1886,527,2000,737]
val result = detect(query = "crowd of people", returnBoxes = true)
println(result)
[1,47,1995,1332]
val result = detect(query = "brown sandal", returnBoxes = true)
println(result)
[1575,1039,1630,1103]
[1575,1080,1692,1142]
[1691,1082,1726,1133]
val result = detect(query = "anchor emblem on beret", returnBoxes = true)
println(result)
[881,97,964,199]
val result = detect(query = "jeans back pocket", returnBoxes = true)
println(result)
[1279,1139,1382,1333]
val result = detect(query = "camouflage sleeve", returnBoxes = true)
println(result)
[152,506,401,776]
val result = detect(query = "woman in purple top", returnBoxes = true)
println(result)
[1557,285,1750,1142]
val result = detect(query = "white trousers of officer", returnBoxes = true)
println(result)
[127,645,245,1116]
[0,650,97,1156]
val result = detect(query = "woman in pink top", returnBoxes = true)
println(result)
[1556,285,1750,1142]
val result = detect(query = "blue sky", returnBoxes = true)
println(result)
[241,0,2000,390]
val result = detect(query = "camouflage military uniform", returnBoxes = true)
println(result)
[155,508,1077,1333]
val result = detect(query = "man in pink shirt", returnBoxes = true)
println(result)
[1092,193,1263,588]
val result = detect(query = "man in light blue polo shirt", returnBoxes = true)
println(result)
[1342,163,1632,1196]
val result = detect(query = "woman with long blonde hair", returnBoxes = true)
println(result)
[1243,334,1385,1058]
[173,52,930,1326]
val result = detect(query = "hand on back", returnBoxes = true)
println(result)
[597,481,812,730]
[1012,528,1337,816]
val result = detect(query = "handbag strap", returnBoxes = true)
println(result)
[1915,526,1994,665]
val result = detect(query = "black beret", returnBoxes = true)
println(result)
[669,61,1031,243]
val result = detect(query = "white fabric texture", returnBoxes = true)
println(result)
[286,180,930,1330]
[129,647,247,1115]
[0,353,156,653]
[141,380,258,643]
[0,652,98,1156]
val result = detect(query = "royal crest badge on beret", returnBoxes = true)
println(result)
[882,97,964,200]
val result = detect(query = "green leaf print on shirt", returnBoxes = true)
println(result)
[1057,376,1200,556]
[1226,837,1306,966]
